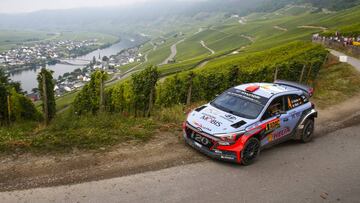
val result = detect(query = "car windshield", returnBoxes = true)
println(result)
[211,91,264,119]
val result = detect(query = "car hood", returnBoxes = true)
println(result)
[186,104,255,135]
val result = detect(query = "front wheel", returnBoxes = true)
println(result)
[241,138,260,166]
[301,119,315,143]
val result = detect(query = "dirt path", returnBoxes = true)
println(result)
[298,25,328,31]
[200,40,215,55]
[273,25,288,32]
[241,34,255,43]
[159,39,185,66]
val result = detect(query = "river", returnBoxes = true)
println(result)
[9,38,137,93]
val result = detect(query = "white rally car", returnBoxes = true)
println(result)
[183,80,317,165]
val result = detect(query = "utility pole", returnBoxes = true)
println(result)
[42,72,49,126]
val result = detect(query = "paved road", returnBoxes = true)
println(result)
[329,49,360,72]
[1,124,360,203]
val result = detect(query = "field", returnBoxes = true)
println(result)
[0,30,51,52]
[0,30,119,52]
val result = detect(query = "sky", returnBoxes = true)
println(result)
[0,0,154,13]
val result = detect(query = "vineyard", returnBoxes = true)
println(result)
[72,41,328,116]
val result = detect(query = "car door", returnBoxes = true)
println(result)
[260,95,289,147]
[282,94,306,133]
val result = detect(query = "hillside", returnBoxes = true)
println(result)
[133,3,360,75]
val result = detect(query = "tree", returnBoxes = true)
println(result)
[37,68,56,125]
[0,69,41,125]
[102,56,109,62]
[0,69,10,125]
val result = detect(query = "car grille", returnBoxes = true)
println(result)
[185,126,215,149]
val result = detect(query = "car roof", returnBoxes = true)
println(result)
[234,82,300,99]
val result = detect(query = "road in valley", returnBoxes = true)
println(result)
[159,39,185,65]
[200,40,215,55]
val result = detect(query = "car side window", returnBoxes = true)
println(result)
[262,96,286,120]
[286,94,305,110]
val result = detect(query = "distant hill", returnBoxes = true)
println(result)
[254,0,360,12]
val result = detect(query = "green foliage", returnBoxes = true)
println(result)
[9,88,42,122]
[157,42,328,106]
[73,70,108,115]
[37,68,56,122]
[0,69,40,126]
[131,65,159,116]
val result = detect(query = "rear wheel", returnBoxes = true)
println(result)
[241,138,260,166]
[301,119,314,143]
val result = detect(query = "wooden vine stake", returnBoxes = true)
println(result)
[274,67,279,81]
[186,72,195,106]
[299,64,306,83]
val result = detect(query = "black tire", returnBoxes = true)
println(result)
[301,118,315,143]
[241,137,260,166]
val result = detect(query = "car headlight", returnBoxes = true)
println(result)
[216,131,245,146]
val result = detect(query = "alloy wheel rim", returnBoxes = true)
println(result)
[243,140,260,162]
[305,122,314,138]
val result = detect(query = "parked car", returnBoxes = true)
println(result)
[183,80,317,165]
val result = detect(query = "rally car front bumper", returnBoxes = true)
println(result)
[183,131,240,163]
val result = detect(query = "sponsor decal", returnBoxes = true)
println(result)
[265,118,280,132]
[231,89,268,105]
[224,114,237,121]
[291,112,301,119]
[205,108,221,116]
[200,114,222,127]
[273,127,290,139]
[261,133,273,146]
[193,121,212,132]
[205,109,237,123]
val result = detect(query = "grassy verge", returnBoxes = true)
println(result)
[0,110,157,153]
[313,61,360,109]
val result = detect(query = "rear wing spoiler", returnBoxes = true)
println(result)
[274,80,314,97]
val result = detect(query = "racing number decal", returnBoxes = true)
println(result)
[191,133,210,146]
[265,118,280,132]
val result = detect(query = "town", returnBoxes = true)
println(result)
[42,46,142,99]
[0,36,144,100]
[0,39,103,73]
